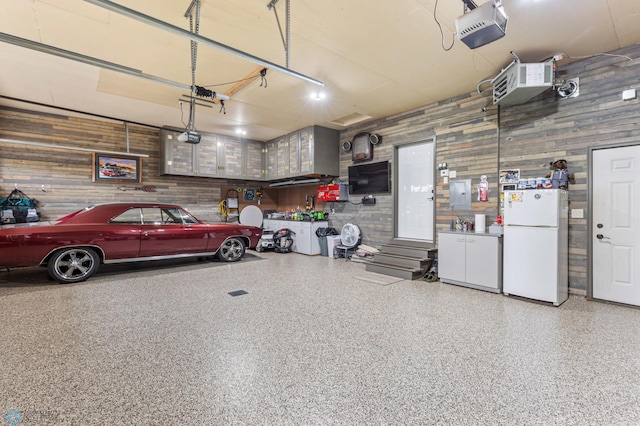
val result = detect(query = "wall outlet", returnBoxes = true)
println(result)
[571,208,584,218]
[622,89,637,100]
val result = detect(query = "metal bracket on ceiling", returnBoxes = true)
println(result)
[461,0,477,13]
[184,0,201,132]
[267,0,290,68]
[83,0,323,86]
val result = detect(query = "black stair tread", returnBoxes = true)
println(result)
[367,261,422,272]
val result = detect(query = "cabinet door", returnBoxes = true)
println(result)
[465,235,499,289]
[164,133,196,176]
[288,131,300,176]
[245,140,263,180]
[438,233,466,283]
[300,127,313,175]
[221,136,243,178]
[276,136,289,178]
[196,133,219,177]
[265,141,278,179]
[293,223,310,254]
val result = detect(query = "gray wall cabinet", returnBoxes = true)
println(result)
[160,128,265,180]
[160,125,339,181]
[265,125,340,179]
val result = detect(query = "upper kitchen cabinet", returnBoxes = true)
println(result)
[245,140,264,180]
[276,135,289,178]
[159,128,262,180]
[266,125,339,178]
[217,134,243,178]
[160,125,339,181]
[288,131,300,176]
[300,125,339,176]
[264,140,278,180]
[160,128,219,177]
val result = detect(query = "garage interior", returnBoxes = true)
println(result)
[2,0,640,424]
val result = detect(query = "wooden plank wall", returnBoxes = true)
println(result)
[0,107,331,225]
[331,44,640,294]
[0,107,262,223]
[334,93,500,251]
[499,44,640,293]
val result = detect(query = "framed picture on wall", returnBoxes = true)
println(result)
[499,169,520,184]
[244,189,256,201]
[92,153,142,184]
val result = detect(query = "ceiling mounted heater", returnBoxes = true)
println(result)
[492,59,555,106]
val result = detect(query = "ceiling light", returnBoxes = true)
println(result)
[310,92,326,100]
[235,129,247,135]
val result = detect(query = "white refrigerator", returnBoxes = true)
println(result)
[503,189,569,306]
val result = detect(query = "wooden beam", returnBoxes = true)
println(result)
[224,66,267,98]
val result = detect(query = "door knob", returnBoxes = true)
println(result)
[596,234,610,240]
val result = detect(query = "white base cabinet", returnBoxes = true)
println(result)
[438,231,503,293]
[263,220,328,255]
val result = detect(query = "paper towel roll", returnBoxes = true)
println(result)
[475,214,486,233]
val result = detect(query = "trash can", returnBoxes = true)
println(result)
[315,227,338,257]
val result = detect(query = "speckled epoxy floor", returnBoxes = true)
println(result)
[2,252,640,425]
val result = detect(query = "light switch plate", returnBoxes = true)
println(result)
[449,170,457,178]
[622,89,637,100]
[571,209,584,218]
[440,169,449,177]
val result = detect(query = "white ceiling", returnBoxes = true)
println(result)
[1,0,639,141]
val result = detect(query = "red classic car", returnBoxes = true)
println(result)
[0,203,262,284]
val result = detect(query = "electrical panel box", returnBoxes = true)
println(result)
[317,184,348,202]
[450,179,472,210]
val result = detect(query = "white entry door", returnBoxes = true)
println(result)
[395,139,435,242]
[592,145,640,305]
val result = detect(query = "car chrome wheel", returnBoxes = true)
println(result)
[217,237,245,262]
[48,247,99,284]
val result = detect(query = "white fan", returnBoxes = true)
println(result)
[340,223,361,248]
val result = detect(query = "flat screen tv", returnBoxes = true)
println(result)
[348,160,390,195]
